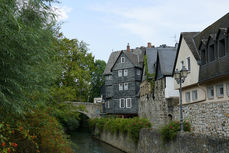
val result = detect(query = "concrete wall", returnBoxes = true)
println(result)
[95,128,229,153]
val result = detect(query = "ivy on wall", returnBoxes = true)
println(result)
[144,55,156,92]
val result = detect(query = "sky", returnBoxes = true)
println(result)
[54,0,229,62]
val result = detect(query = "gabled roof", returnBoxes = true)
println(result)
[182,32,200,60]
[146,48,158,74]
[103,48,145,75]
[172,32,200,74]
[143,45,176,81]
[194,13,229,48]
[103,51,121,75]
[157,48,177,76]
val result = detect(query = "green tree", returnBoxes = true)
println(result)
[0,0,61,119]
[89,60,106,102]
[52,38,95,102]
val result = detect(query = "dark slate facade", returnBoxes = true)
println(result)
[193,13,229,83]
[103,46,145,116]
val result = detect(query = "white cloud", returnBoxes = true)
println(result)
[52,5,72,22]
[89,0,229,45]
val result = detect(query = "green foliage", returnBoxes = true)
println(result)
[52,38,95,102]
[0,108,73,153]
[0,0,61,118]
[88,118,152,143]
[47,102,82,131]
[89,60,106,102]
[160,121,191,142]
[144,55,155,91]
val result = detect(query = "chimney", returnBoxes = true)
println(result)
[127,43,130,52]
[147,42,152,48]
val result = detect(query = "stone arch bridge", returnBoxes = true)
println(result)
[67,102,103,118]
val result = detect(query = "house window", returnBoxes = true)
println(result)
[180,61,184,69]
[106,75,112,80]
[218,39,226,57]
[126,98,132,108]
[192,90,198,101]
[121,57,125,63]
[124,69,128,76]
[216,84,224,97]
[186,57,191,71]
[185,92,191,102]
[201,49,206,65]
[119,83,123,91]
[207,86,214,99]
[208,44,215,62]
[137,69,141,75]
[118,70,122,77]
[124,83,128,90]
[119,98,125,108]
[106,101,110,108]
[227,83,229,96]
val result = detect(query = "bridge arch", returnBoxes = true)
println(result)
[68,102,103,118]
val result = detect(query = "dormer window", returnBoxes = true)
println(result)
[218,38,226,57]
[201,49,206,65]
[208,44,215,62]
[121,57,125,63]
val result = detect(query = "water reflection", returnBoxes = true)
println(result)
[70,128,125,153]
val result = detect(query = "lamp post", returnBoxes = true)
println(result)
[174,65,188,132]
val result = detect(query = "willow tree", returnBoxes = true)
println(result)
[0,0,61,119]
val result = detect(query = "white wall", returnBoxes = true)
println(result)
[174,37,199,89]
[165,77,179,98]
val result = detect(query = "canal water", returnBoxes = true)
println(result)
[70,128,125,153]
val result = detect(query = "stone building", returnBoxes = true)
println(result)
[139,44,179,127]
[103,44,145,117]
[172,13,229,136]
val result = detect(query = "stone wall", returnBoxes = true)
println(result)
[95,128,229,153]
[96,130,137,153]
[138,128,229,153]
[172,100,229,137]
[139,78,179,128]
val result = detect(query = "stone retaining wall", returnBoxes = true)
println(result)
[95,128,229,153]
[173,100,229,137]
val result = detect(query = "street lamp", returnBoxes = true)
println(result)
[174,65,188,132]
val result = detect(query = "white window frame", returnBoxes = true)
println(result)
[185,92,190,102]
[118,70,122,77]
[119,83,123,91]
[119,98,125,108]
[216,84,224,98]
[121,57,125,63]
[107,101,110,108]
[124,69,128,76]
[137,69,141,75]
[124,83,128,90]
[192,90,198,101]
[207,86,214,99]
[186,57,191,71]
[227,82,229,96]
[126,98,132,108]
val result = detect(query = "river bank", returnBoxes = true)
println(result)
[70,128,125,153]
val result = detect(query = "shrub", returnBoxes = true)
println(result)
[88,117,151,143]
[160,120,191,142]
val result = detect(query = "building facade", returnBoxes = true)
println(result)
[103,44,145,116]
[139,44,179,127]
